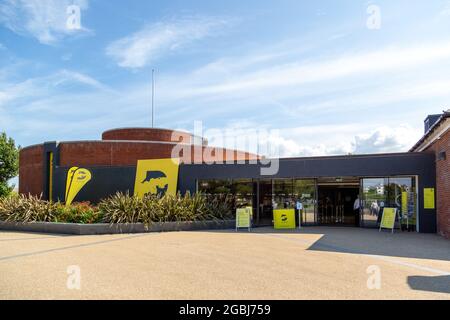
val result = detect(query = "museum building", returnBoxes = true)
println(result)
[18,111,449,237]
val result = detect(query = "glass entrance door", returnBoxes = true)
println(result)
[293,179,317,225]
[257,179,273,226]
[256,179,317,226]
[360,177,417,230]
[360,178,387,228]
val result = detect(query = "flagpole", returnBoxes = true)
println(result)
[151,69,155,128]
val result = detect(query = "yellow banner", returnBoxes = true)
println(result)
[65,167,79,201]
[380,207,397,230]
[401,192,408,215]
[424,188,435,209]
[273,209,296,229]
[134,159,179,198]
[236,208,251,229]
[65,167,92,206]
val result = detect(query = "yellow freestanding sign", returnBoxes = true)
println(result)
[379,208,397,233]
[65,167,92,206]
[236,208,251,231]
[424,188,435,209]
[273,209,296,229]
[134,159,179,198]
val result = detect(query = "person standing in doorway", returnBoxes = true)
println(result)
[296,199,303,228]
[353,195,361,226]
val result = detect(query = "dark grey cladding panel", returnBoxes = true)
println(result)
[51,152,436,233]
[53,166,136,204]
[179,153,435,183]
[177,152,437,233]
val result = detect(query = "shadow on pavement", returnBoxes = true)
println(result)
[206,226,450,262]
[304,228,450,262]
[408,275,450,294]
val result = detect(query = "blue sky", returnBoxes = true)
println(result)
[1,0,450,160]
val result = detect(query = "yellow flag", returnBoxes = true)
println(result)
[65,167,79,201]
[401,192,408,215]
[65,167,92,206]
[134,159,180,198]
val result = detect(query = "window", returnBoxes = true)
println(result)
[361,177,417,230]
[293,179,316,225]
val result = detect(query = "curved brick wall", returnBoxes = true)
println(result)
[58,141,259,167]
[19,145,44,196]
[102,128,206,145]
[19,128,259,196]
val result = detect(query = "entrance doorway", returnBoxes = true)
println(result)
[258,179,274,226]
[317,178,360,226]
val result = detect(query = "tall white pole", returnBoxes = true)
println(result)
[151,69,155,128]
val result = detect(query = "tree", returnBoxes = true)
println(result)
[0,132,19,197]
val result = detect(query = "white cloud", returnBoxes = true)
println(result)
[0,0,90,44]
[52,69,110,91]
[106,16,233,69]
[277,125,420,157]
[167,42,450,98]
[352,125,421,154]
[198,120,421,158]
[439,1,450,18]
[0,69,110,108]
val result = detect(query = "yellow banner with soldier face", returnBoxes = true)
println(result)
[65,167,92,206]
[134,159,180,198]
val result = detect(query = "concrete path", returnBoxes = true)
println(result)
[0,227,449,300]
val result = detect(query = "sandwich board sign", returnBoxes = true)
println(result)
[236,208,251,231]
[273,209,296,229]
[379,207,397,233]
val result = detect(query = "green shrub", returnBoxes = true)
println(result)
[0,194,56,223]
[205,194,234,220]
[0,192,233,224]
[0,195,100,224]
[53,202,102,224]
[98,192,233,225]
[0,132,19,198]
[98,192,146,224]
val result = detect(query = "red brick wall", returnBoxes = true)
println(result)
[19,128,260,196]
[58,141,259,167]
[425,129,450,239]
[19,145,44,196]
[102,128,199,144]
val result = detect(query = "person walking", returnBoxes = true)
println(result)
[353,195,361,226]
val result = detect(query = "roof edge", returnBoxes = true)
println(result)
[410,111,450,152]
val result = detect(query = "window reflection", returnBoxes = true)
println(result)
[293,179,316,225]
[361,177,417,230]
[198,178,317,226]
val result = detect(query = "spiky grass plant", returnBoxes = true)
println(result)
[0,194,56,222]
[98,192,233,224]
[98,192,146,224]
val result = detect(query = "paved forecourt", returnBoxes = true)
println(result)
[0,227,449,299]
